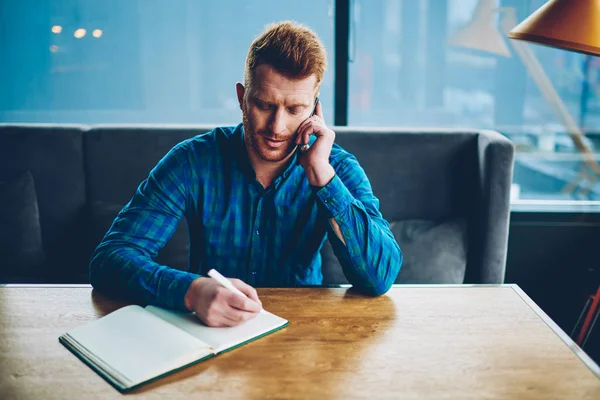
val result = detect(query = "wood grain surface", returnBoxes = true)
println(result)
[1,285,598,399]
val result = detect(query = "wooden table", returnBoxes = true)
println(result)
[1,284,599,399]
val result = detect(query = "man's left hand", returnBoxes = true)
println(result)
[296,101,336,187]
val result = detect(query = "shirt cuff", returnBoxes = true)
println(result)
[313,174,354,218]
[157,268,201,311]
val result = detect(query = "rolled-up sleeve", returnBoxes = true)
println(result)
[314,157,403,295]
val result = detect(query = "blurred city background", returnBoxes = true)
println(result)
[2,0,600,204]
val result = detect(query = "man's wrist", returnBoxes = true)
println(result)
[306,163,335,187]
[184,277,208,311]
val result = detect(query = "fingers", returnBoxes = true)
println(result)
[295,118,312,146]
[296,114,330,142]
[204,313,252,327]
[221,306,259,326]
[296,118,322,147]
[202,314,231,327]
[204,307,257,327]
[297,119,334,150]
[299,121,312,147]
[200,297,259,327]
[230,279,262,306]
[191,277,262,327]
[226,292,262,313]
[219,281,261,313]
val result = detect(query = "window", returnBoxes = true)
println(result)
[0,0,334,125]
[347,0,600,203]
[2,0,599,204]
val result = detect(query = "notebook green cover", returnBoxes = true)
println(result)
[58,304,289,392]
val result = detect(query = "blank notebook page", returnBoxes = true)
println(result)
[66,305,211,384]
[146,306,288,353]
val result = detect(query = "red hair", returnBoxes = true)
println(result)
[244,21,327,89]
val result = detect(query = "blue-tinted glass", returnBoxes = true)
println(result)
[0,0,334,125]
[347,0,600,203]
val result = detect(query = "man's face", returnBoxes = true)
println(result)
[238,64,317,163]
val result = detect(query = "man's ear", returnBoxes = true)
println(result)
[235,83,245,110]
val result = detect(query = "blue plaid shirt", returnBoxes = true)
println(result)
[90,124,402,310]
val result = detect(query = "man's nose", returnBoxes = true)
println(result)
[269,109,287,135]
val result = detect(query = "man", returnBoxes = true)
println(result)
[90,21,402,327]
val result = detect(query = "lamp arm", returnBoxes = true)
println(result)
[498,7,600,175]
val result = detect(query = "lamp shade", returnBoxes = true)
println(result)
[448,0,511,56]
[508,0,600,56]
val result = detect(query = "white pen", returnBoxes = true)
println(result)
[207,269,265,313]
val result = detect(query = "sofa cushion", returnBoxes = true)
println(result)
[320,239,346,284]
[320,218,467,285]
[391,218,467,284]
[0,171,45,281]
[88,202,190,272]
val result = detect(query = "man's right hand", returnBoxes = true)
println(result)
[183,277,262,327]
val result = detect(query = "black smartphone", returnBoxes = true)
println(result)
[300,96,319,152]
[311,96,319,117]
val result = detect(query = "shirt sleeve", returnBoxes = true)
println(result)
[89,143,199,310]
[314,156,403,295]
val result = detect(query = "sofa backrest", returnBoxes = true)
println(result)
[85,126,482,222]
[85,125,212,205]
[0,124,88,281]
[334,128,480,221]
[326,128,514,285]
[84,125,213,273]
[1,124,513,285]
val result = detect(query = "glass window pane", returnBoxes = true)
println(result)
[0,0,334,125]
[347,0,600,204]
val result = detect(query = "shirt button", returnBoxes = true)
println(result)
[251,271,257,275]
[256,230,260,235]
[324,198,329,203]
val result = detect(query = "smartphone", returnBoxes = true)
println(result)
[310,96,319,117]
[300,96,319,152]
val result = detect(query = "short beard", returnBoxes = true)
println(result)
[241,106,297,163]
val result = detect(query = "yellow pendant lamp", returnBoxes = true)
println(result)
[508,0,600,56]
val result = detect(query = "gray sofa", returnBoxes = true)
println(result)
[0,124,514,285]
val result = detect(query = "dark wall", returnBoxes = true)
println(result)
[505,211,600,362]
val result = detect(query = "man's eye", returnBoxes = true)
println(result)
[256,101,270,110]
[288,107,302,115]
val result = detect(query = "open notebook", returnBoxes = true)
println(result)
[59,305,288,392]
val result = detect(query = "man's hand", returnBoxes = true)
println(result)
[295,100,347,245]
[296,101,336,187]
[183,277,262,327]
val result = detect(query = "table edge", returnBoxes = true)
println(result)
[510,284,600,378]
